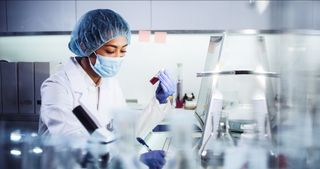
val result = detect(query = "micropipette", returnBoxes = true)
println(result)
[136,137,152,152]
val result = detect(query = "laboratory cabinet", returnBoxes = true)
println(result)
[228,1,282,30]
[34,62,50,114]
[18,62,34,114]
[151,1,282,30]
[314,1,320,29]
[0,62,49,114]
[0,62,18,114]
[6,0,76,32]
[1,0,318,32]
[279,0,314,29]
[0,1,6,32]
[151,1,231,30]
[76,1,151,30]
[0,62,2,113]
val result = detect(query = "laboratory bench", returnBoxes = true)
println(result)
[0,109,290,169]
[0,108,202,169]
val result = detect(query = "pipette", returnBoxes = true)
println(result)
[136,137,152,152]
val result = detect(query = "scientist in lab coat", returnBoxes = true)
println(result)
[38,9,174,169]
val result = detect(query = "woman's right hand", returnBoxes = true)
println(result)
[140,150,166,169]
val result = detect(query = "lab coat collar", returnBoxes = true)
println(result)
[63,57,106,127]
[64,57,89,93]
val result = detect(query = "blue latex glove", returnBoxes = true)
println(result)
[140,150,166,169]
[156,70,176,104]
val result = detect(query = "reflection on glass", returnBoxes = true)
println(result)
[197,32,282,169]
[10,149,22,156]
[10,130,22,142]
[165,111,199,169]
[195,31,320,169]
[277,33,320,169]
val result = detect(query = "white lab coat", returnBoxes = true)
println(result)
[38,57,172,139]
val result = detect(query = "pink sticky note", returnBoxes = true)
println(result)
[154,32,167,43]
[138,30,151,42]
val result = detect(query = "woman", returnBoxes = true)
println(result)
[38,9,174,169]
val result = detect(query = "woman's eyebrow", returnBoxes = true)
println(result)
[105,44,128,48]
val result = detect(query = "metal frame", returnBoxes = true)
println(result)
[197,70,279,78]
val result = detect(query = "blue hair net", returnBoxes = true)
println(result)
[68,9,131,56]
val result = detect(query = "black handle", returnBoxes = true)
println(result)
[72,105,98,134]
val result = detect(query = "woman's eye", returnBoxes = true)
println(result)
[106,51,115,54]
[121,50,127,53]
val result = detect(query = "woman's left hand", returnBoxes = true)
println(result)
[155,70,175,104]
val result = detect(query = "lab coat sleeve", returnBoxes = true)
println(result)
[136,97,173,139]
[40,77,88,137]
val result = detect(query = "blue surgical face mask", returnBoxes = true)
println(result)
[89,52,124,78]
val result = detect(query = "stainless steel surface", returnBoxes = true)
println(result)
[197,70,279,78]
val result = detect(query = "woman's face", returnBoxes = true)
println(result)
[95,36,128,58]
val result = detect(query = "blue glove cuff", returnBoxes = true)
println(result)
[156,96,167,104]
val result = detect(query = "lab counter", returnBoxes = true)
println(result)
[0,108,291,169]
[0,108,203,169]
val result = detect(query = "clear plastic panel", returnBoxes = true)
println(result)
[196,32,320,169]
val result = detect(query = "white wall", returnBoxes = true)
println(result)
[1,33,319,106]
[0,35,73,73]
[0,34,211,106]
